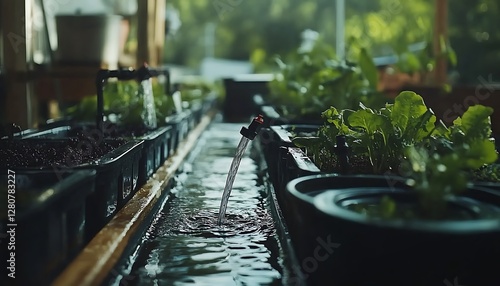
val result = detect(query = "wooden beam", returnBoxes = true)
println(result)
[154,0,166,65]
[1,0,37,128]
[136,0,165,67]
[433,0,448,85]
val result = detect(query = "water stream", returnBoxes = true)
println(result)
[109,123,293,286]
[217,136,251,225]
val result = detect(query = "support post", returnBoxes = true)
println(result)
[433,0,448,85]
[336,0,345,60]
[137,0,165,67]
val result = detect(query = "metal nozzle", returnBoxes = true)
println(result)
[240,114,264,140]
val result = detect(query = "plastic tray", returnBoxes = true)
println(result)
[20,123,171,188]
[164,111,191,155]
[0,169,96,285]
[0,138,143,241]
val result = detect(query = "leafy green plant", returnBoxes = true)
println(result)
[347,105,497,220]
[293,91,497,177]
[294,91,436,173]
[268,38,387,120]
[394,35,457,86]
[66,80,176,126]
[402,132,497,219]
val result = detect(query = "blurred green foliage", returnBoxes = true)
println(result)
[164,0,499,84]
[66,80,176,125]
[267,37,387,119]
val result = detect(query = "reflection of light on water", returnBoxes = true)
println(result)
[191,252,228,262]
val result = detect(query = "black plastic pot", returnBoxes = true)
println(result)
[287,174,500,286]
[0,169,96,286]
[474,181,500,194]
[0,138,143,241]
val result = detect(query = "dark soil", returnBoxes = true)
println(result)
[0,137,126,168]
[69,122,153,138]
[314,147,376,174]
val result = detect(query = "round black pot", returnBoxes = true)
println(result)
[305,183,500,286]
[474,181,500,194]
[284,174,409,282]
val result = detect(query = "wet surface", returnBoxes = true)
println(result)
[113,123,286,285]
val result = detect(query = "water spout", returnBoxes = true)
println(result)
[217,115,264,225]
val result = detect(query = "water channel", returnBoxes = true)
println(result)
[108,122,299,286]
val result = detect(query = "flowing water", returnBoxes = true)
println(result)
[110,123,295,286]
[217,136,251,225]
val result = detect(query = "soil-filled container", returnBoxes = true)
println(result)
[0,138,143,241]
[287,174,500,286]
[0,169,96,286]
[20,122,171,187]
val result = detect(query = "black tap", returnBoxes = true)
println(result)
[334,135,350,174]
[240,114,264,140]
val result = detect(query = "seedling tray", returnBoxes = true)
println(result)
[0,169,96,285]
[20,122,171,188]
[0,138,143,241]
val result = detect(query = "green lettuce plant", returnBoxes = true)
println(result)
[293,91,497,176]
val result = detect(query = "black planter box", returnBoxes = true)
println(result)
[0,138,143,241]
[19,123,171,187]
[223,74,273,122]
[0,169,96,285]
[165,111,191,155]
[256,102,324,128]
[287,174,500,286]
[201,92,219,116]
[258,124,321,188]
[189,99,204,129]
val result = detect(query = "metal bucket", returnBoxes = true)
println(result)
[55,14,122,67]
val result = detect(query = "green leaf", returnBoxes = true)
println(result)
[391,91,433,140]
[452,105,493,141]
[348,109,391,137]
[465,139,498,169]
[358,48,378,90]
